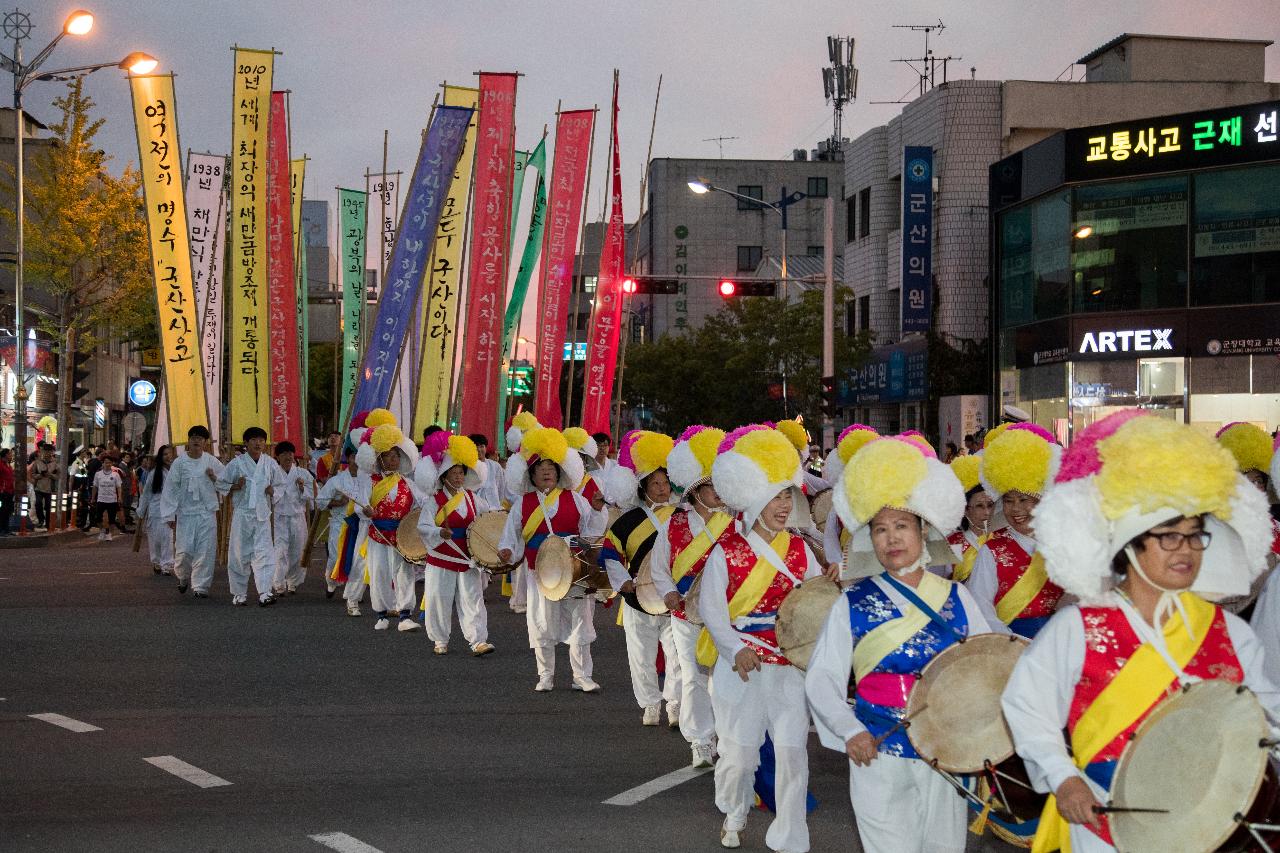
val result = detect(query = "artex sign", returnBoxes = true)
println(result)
[1077,328,1174,354]
[1071,312,1186,362]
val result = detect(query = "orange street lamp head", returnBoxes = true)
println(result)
[63,10,94,36]
[122,52,158,75]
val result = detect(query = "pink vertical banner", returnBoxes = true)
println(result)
[458,72,519,436]
[266,90,302,447]
[581,79,624,434]
[532,108,595,429]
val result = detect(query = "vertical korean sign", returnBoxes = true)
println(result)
[129,74,209,438]
[229,47,275,436]
[414,85,478,435]
[457,72,518,437]
[900,146,933,333]
[290,158,308,432]
[266,91,302,448]
[349,105,474,418]
[183,152,227,445]
[581,82,624,434]
[532,109,594,429]
[337,189,367,425]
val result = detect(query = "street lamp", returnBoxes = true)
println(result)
[0,7,156,525]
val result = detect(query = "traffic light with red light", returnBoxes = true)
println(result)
[820,375,837,418]
[624,276,679,295]
[717,279,777,298]
[622,278,637,295]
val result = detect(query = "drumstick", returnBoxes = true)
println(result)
[872,704,928,748]
[1093,805,1170,815]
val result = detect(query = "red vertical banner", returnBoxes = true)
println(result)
[581,79,624,434]
[458,72,519,436]
[266,91,302,447]
[532,108,595,429]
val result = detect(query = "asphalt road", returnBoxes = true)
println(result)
[0,535,1007,853]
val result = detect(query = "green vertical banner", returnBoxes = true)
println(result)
[337,188,368,427]
[507,149,531,257]
[495,136,548,452]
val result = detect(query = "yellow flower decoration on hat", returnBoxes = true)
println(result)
[899,431,935,455]
[982,428,1054,497]
[563,427,592,452]
[838,427,878,464]
[628,431,674,480]
[845,437,928,524]
[1216,422,1273,475]
[775,419,808,453]
[735,428,799,485]
[446,434,480,470]
[370,423,404,454]
[521,425,569,465]
[687,428,724,474]
[365,408,397,430]
[983,422,1012,448]
[950,455,982,493]
[511,411,539,432]
[1098,417,1237,521]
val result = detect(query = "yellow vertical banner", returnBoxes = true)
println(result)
[290,157,307,434]
[229,47,275,438]
[128,74,210,439]
[413,84,479,435]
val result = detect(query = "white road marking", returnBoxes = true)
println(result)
[142,756,232,788]
[602,766,712,806]
[28,713,102,733]
[78,571,118,575]
[308,832,386,853]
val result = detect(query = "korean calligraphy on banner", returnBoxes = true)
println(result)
[266,91,303,449]
[532,108,595,428]
[348,105,474,420]
[414,85,479,437]
[290,157,308,434]
[128,74,210,439]
[183,152,227,446]
[337,189,367,426]
[900,145,933,334]
[229,47,275,437]
[581,77,624,435]
[458,72,519,437]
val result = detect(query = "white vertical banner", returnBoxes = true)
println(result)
[184,152,227,445]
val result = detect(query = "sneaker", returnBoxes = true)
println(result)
[152,564,162,575]
[325,581,337,599]
[720,822,741,849]
[374,617,390,630]
[104,533,115,542]
[177,582,189,595]
[534,677,554,692]
[642,704,662,726]
[272,586,287,597]
[97,532,107,542]
[232,596,247,606]
[285,585,297,595]
[471,642,495,657]
[398,619,422,633]
[193,591,208,599]
[692,742,715,768]
[572,676,601,693]
[259,594,276,607]
[346,603,361,617]
[667,702,681,729]
[433,642,448,655]
[510,605,527,614]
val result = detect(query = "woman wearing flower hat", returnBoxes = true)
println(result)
[968,424,1066,637]
[1215,422,1280,616]
[819,425,879,567]
[502,411,541,614]
[361,418,425,632]
[805,435,997,853]
[497,427,608,692]
[651,425,736,769]
[697,426,828,852]
[1001,411,1280,853]
[599,430,683,728]
[946,454,997,583]
[414,432,495,657]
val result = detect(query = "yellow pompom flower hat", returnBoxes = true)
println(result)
[413,431,486,493]
[833,435,964,578]
[711,425,810,530]
[980,422,1062,500]
[667,425,727,492]
[505,411,540,455]
[368,421,418,476]
[1216,421,1273,476]
[1034,410,1272,603]
[504,426,583,495]
[605,430,675,509]
[949,454,983,495]
[822,424,879,485]
[563,426,600,464]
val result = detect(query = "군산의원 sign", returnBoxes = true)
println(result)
[1066,99,1280,181]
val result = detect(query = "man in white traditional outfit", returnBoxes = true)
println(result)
[217,426,286,606]
[160,425,224,598]
[271,441,316,595]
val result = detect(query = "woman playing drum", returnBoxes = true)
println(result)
[805,434,997,853]
[945,454,997,582]
[1001,410,1280,852]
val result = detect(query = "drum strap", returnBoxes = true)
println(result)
[434,489,468,526]
[695,533,792,668]
[882,574,966,644]
[851,572,953,683]
[1031,593,1216,853]
[951,533,989,583]
[521,488,564,541]
[994,550,1049,624]
[672,512,733,585]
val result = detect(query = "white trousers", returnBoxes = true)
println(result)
[423,565,488,646]
[710,658,810,853]
[228,510,276,601]
[173,511,216,593]
[365,539,416,616]
[622,605,682,709]
[848,754,968,853]
[525,568,596,647]
[510,560,528,608]
[670,615,715,745]
[272,512,309,590]
[342,548,369,604]
[145,512,174,571]
[533,641,593,681]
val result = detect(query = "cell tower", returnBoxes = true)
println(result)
[821,35,857,159]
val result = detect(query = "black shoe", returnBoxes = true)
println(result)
[259,594,277,607]
[178,582,189,594]
[325,587,336,599]
[192,591,208,599]
[153,566,162,575]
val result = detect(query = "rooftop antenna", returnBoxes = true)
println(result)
[872,19,962,104]
[821,35,857,157]
[702,135,738,158]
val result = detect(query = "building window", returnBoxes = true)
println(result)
[858,187,871,238]
[845,301,856,336]
[807,246,822,256]
[1192,163,1280,307]
[737,245,763,271]
[806,176,828,198]
[736,185,764,211]
[889,176,902,230]
[846,194,857,241]
[582,275,598,294]
[998,190,1070,326]
[858,295,870,332]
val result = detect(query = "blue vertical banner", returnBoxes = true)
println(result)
[350,105,474,420]
[901,145,933,333]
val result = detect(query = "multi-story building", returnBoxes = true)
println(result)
[841,33,1280,437]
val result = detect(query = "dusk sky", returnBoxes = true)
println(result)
[20,0,1280,268]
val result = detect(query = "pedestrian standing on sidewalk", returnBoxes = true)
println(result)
[91,459,124,542]
[81,450,104,532]
[0,448,14,536]
[137,445,174,575]
[27,442,57,531]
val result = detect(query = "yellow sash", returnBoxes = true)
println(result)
[521,488,564,541]
[852,571,952,682]
[1032,594,1216,853]
[612,505,677,627]
[695,532,792,668]
[672,511,734,583]
[369,472,402,510]
[839,526,851,549]
[952,533,989,583]
[995,549,1048,624]
[434,489,467,526]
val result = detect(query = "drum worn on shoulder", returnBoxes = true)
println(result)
[809,489,833,535]
[395,507,428,565]
[467,511,515,574]
[535,535,606,601]
[634,553,668,615]
[775,575,842,671]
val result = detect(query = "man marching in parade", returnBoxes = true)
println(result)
[271,441,316,596]
[414,431,496,656]
[218,426,286,607]
[160,425,224,598]
[359,413,423,632]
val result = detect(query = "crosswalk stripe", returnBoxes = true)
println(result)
[602,766,711,806]
[308,832,386,853]
[142,755,233,788]
[28,713,102,733]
